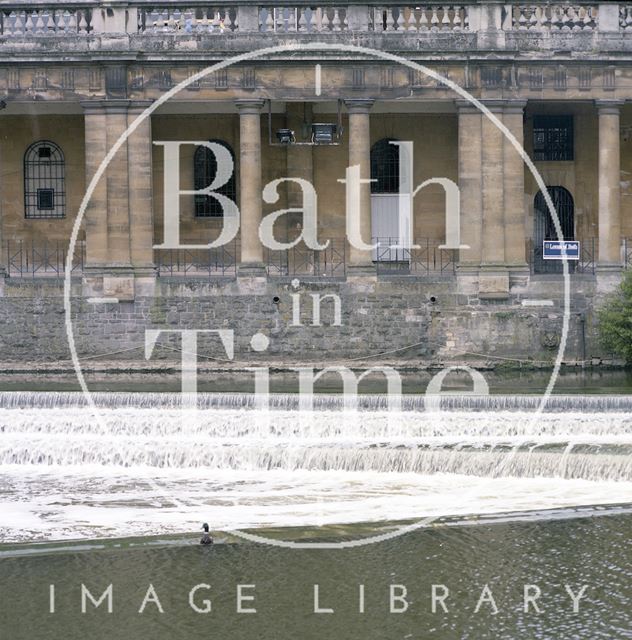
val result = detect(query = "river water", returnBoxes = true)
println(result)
[0,381,631,638]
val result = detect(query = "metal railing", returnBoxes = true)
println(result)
[527,237,596,275]
[266,238,346,277]
[623,238,632,269]
[373,237,457,275]
[154,242,239,277]
[6,240,85,277]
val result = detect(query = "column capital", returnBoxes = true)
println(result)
[455,98,526,114]
[235,99,265,114]
[344,98,375,114]
[503,99,528,115]
[127,100,156,114]
[595,99,624,114]
[80,99,131,115]
[455,99,480,114]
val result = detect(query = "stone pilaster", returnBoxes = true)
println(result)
[104,101,132,272]
[0,118,6,283]
[82,100,155,300]
[480,101,506,269]
[127,102,154,276]
[456,101,483,274]
[344,98,374,273]
[596,99,623,270]
[503,100,528,277]
[236,99,266,276]
[82,102,109,269]
[457,100,527,298]
[479,101,509,299]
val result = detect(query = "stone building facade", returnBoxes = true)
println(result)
[0,1,631,365]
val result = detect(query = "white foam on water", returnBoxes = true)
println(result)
[1,465,632,543]
[0,392,630,542]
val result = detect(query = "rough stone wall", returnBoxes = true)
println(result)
[0,277,592,367]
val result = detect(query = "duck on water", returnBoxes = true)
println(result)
[200,523,213,545]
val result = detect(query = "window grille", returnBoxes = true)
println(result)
[370,138,400,194]
[24,140,66,219]
[533,115,574,161]
[194,140,236,217]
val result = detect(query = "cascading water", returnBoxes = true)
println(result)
[1,391,631,542]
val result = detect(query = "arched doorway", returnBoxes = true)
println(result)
[533,186,575,273]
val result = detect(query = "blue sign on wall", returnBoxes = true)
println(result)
[543,240,580,260]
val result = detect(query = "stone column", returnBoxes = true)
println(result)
[127,102,154,275]
[457,100,518,298]
[236,99,265,275]
[597,100,623,269]
[481,101,505,268]
[104,101,132,270]
[503,100,528,275]
[81,100,139,300]
[344,98,374,272]
[82,102,109,268]
[479,100,509,298]
[0,119,6,281]
[456,102,483,273]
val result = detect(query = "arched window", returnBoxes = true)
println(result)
[370,138,400,194]
[193,140,236,217]
[24,140,66,219]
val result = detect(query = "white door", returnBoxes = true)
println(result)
[371,194,411,262]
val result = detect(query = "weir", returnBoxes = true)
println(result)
[3,391,632,412]
[1,391,631,542]
[0,392,630,481]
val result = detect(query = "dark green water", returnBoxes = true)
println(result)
[1,367,632,394]
[1,511,631,640]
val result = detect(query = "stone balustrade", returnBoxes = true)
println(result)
[510,4,597,31]
[0,2,631,57]
[370,6,469,32]
[137,6,238,32]
[0,2,629,38]
[0,6,94,35]
[259,6,349,32]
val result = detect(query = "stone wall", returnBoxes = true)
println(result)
[0,275,595,367]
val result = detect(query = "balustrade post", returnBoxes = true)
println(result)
[598,3,621,32]
[347,5,369,32]
[238,5,260,32]
[477,1,505,48]
[92,7,130,33]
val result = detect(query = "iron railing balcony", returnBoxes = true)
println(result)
[8,236,632,279]
[154,242,239,277]
[623,237,632,269]
[526,237,596,275]
[265,238,346,277]
[6,239,85,278]
[373,237,457,275]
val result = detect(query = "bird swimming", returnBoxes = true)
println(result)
[200,523,213,545]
